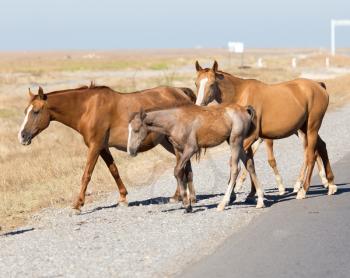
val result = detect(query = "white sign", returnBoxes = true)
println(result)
[228,42,244,53]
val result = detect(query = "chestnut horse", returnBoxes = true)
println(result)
[18,84,197,212]
[194,61,336,200]
[127,104,263,212]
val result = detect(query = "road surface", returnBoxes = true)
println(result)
[181,153,350,278]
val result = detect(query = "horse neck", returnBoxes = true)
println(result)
[145,110,175,135]
[217,73,244,103]
[47,90,91,132]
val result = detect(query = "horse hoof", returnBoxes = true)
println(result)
[328,184,337,195]
[118,201,129,207]
[256,202,265,209]
[70,208,81,216]
[217,203,226,211]
[184,206,193,213]
[296,188,306,200]
[190,197,197,204]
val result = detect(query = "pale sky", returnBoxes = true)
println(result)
[0,0,349,50]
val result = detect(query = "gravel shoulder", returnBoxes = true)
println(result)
[1,105,350,277]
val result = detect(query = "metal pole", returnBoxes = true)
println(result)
[331,20,335,56]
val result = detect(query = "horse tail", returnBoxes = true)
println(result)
[318,82,326,90]
[245,105,257,137]
[180,87,197,103]
[195,147,207,162]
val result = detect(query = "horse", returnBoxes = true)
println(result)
[18,83,198,212]
[194,61,336,200]
[127,103,264,212]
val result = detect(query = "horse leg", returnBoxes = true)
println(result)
[316,152,329,188]
[184,161,196,203]
[218,136,241,211]
[174,147,196,213]
[265,139,285,195]
[169,147,182,203]
[73,144,101,211]
[243,147,265,208]
[100,148,128,206]
[295,152,327,192]
[160,138,196,203]
[293,130,307,192]
[296,130,318,199]
[240,121,261,199]
[235,138,263,192]
[316,135,337,195]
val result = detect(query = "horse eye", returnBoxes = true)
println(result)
[33,110,39,115]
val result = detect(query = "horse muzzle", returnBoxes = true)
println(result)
[127,147,138,157]
[18,130,32,145]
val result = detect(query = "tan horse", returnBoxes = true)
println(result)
[127,104,264,212]
[18,84,197,212]
[194,61,336,200]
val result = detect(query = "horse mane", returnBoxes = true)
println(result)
[88,81,110,90]
[46,81,112,96]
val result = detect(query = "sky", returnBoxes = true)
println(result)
[0,0,349,50]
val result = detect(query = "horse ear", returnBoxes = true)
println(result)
[28,88,34,100]
[212,60,219,72]
[38,86,46,100]
[195,61,202,72]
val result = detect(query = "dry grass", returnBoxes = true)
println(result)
[1,48,350,232]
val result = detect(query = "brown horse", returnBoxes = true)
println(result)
[194,61,336,200]
[127,103,263,212]
[18,84,197,212]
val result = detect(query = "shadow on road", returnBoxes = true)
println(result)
[83,183,349,215]
[1,227,34,237]
[264,182,349,207]
[83,193,224,215]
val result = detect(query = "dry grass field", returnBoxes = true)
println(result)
[1,48,350,232]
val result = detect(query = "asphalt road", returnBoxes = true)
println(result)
[181,153,350,278]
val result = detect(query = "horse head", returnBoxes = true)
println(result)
[194,60,223,106]
[127,109,148,157]
[18,87,51,145]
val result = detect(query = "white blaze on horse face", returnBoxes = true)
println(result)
[196,78,208,106]
[127,123,132,154]
[18,105,33,143]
